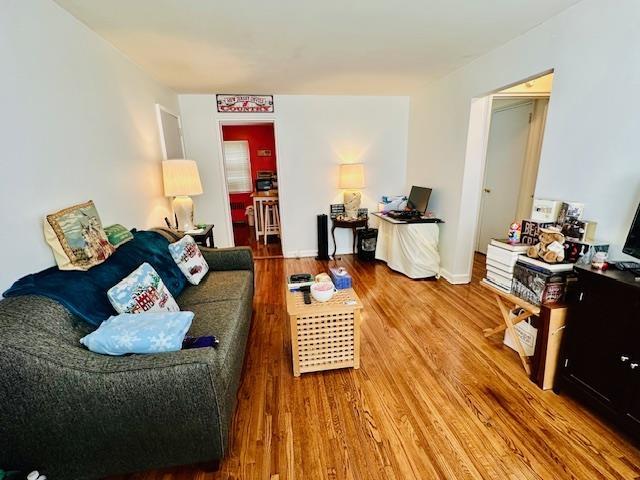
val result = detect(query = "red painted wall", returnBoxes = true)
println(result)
[222,124,277,222]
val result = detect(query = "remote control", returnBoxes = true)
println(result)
[616,261,640,271]
[300,285,312,304]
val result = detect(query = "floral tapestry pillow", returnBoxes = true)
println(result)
[44,200,115,271]
[168,235,209,285]
[107,262,180,314]
[104,224,134,248]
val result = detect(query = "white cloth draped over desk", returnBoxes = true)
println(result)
[372,213,441,279]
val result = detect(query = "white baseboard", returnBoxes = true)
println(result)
[283,249,318,258]
[440,269,471,285]
[283,249,356,259]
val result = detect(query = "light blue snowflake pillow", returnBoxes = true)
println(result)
[107,262,180,314]
[80,311,193,355]
[168,235,209,285]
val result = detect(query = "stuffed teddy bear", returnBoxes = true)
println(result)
[527,227,565,263]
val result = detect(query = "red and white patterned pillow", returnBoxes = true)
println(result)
[107,262,180,314]
[168,235,209,285]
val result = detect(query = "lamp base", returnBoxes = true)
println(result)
[173,196,195,231]
[344,191,361,219]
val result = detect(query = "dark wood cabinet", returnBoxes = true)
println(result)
[556,265,640,440]
[626,379,640,437]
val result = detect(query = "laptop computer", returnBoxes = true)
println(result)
[387,186,432,220]
[407,186,432,214]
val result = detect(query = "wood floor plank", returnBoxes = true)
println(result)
[111,254,640,480]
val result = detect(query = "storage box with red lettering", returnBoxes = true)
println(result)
[511,258,573,306]
[520,219,556,246]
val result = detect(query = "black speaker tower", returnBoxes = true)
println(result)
[316,214,330,260]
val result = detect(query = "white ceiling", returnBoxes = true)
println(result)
[54,0,581,95]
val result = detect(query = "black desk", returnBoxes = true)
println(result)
[183,224,215,248]
[331,217,368,258]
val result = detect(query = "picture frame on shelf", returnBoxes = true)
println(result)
[357,208,369,219]
[330,204,345,219]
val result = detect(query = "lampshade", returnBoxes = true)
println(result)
[162,159,203,197]
[338,163,365,189]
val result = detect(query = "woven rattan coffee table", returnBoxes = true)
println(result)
[285,287,363,377]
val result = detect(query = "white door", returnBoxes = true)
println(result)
[476,100,533,254]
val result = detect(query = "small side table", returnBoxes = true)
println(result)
[285,286,363,377]
[331,217,368,258]
[480,281,539,375]
[187,224,215,248]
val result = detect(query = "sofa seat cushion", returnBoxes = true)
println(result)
[177,270,252,307]
[185,298,251,396]
[186,300,246,340]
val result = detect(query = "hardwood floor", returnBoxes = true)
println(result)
[116,254,640,480]
[233,222,283,259]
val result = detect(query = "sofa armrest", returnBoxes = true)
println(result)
[201,246,254,272]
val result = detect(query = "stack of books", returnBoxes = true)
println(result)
[481,239,529,293]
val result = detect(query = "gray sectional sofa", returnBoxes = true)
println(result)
[0,245,254,479]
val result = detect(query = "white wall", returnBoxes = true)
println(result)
[0,0,178,290]
[407,0,640,282]
[179,95,409,257]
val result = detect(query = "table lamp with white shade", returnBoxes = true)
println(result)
[339,163,365,218]
[162,159,203,231]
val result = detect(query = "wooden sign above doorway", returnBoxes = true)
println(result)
[217,94,274,113]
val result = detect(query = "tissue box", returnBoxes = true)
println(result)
[329,267,352,290]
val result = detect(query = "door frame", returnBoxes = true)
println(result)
[453,69,553,284]
[475,98,535,254]
[215,119,286,254]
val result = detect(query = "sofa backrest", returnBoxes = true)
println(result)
[2,231,186,326]
[0,295,91,349]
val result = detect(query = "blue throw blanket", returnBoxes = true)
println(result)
[3,230,186,326]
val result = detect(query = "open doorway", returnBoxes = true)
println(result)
[220,122,283,258]
[475,73,552,254]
